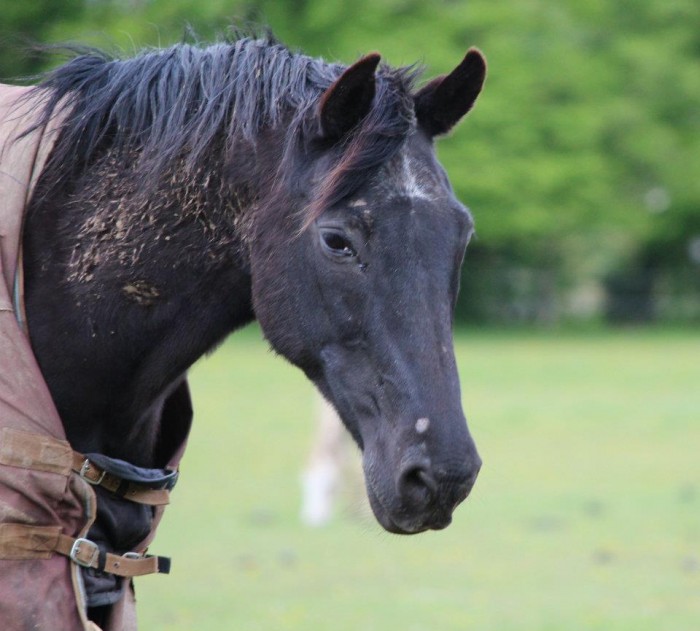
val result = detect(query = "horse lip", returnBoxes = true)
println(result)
[426,509,453,531]
[365,476,438,535]
[366,476,412,534]
[374,503,449,535]
[377,511,430,536]
[379,513,429,536]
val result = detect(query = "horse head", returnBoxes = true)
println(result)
[250,49,486,534]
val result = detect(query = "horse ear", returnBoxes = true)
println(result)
[319,53,381,140]
[414,48,486,137]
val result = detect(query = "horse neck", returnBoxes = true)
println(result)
[23,144,260,466]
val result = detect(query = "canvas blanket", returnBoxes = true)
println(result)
[0,84,191,631]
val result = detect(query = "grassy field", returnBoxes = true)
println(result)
[137,328,699,631]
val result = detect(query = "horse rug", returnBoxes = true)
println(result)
[0,84,191,631]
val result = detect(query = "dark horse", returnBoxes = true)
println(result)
[20,33,485,621]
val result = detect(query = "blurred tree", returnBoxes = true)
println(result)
[1,0,697,322]
[0,0,83,80]
[257,0,700,323]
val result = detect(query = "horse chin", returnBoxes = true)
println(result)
[365,481,450,535]
[366,491,422,534]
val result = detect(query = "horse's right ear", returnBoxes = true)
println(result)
[414,48,487,137]
[319,53,381,141]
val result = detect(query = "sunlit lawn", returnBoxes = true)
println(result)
[138,327,700,631]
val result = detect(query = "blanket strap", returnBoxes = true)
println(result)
[55,533,171,577]
[71,453,171,506]
[0,523,169,576]
[0,428,171,506]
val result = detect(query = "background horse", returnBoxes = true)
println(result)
[7,33,485,627]
[301,392,358,526]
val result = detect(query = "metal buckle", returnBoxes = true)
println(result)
[79,459,106,485]
[122,552,143,560]
[70,538,100,568]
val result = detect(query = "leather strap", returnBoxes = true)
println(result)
[0,428,171,506]
[54,533,170,577]
[71,453,171,506]
[0,524,170,577]
[0,427,73,475]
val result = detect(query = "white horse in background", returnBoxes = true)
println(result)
[300,395,364,526]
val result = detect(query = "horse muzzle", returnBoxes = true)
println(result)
[363,447,482,534]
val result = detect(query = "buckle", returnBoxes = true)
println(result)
[79,459,106,485]
[122,551,143,560]
[70,538,100,568]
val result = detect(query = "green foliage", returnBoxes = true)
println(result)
[1,0,698,322]
[0,0,82,79]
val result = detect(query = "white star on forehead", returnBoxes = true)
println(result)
[398,152,434,200]
[346,145,462,209]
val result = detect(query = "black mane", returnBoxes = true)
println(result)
[24,34,419,221]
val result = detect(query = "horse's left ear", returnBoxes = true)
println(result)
[414,48,487,137]
[319,53,381,141]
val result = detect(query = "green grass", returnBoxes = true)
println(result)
[137,328,700,631]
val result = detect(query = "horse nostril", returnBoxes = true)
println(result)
[415,469,438,495]
[398,463,438,508]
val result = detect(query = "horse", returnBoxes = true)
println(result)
[301,392,357,526]
[0,33,486,630]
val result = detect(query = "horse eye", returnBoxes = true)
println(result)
[320,230,357,258]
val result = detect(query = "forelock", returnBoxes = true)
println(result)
[300,64,421,229]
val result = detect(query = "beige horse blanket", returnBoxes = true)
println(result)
[0,85,186,631]
[0,83,102,631]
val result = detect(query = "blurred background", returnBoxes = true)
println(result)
[2,0,699,326]
[1,1,697,630]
